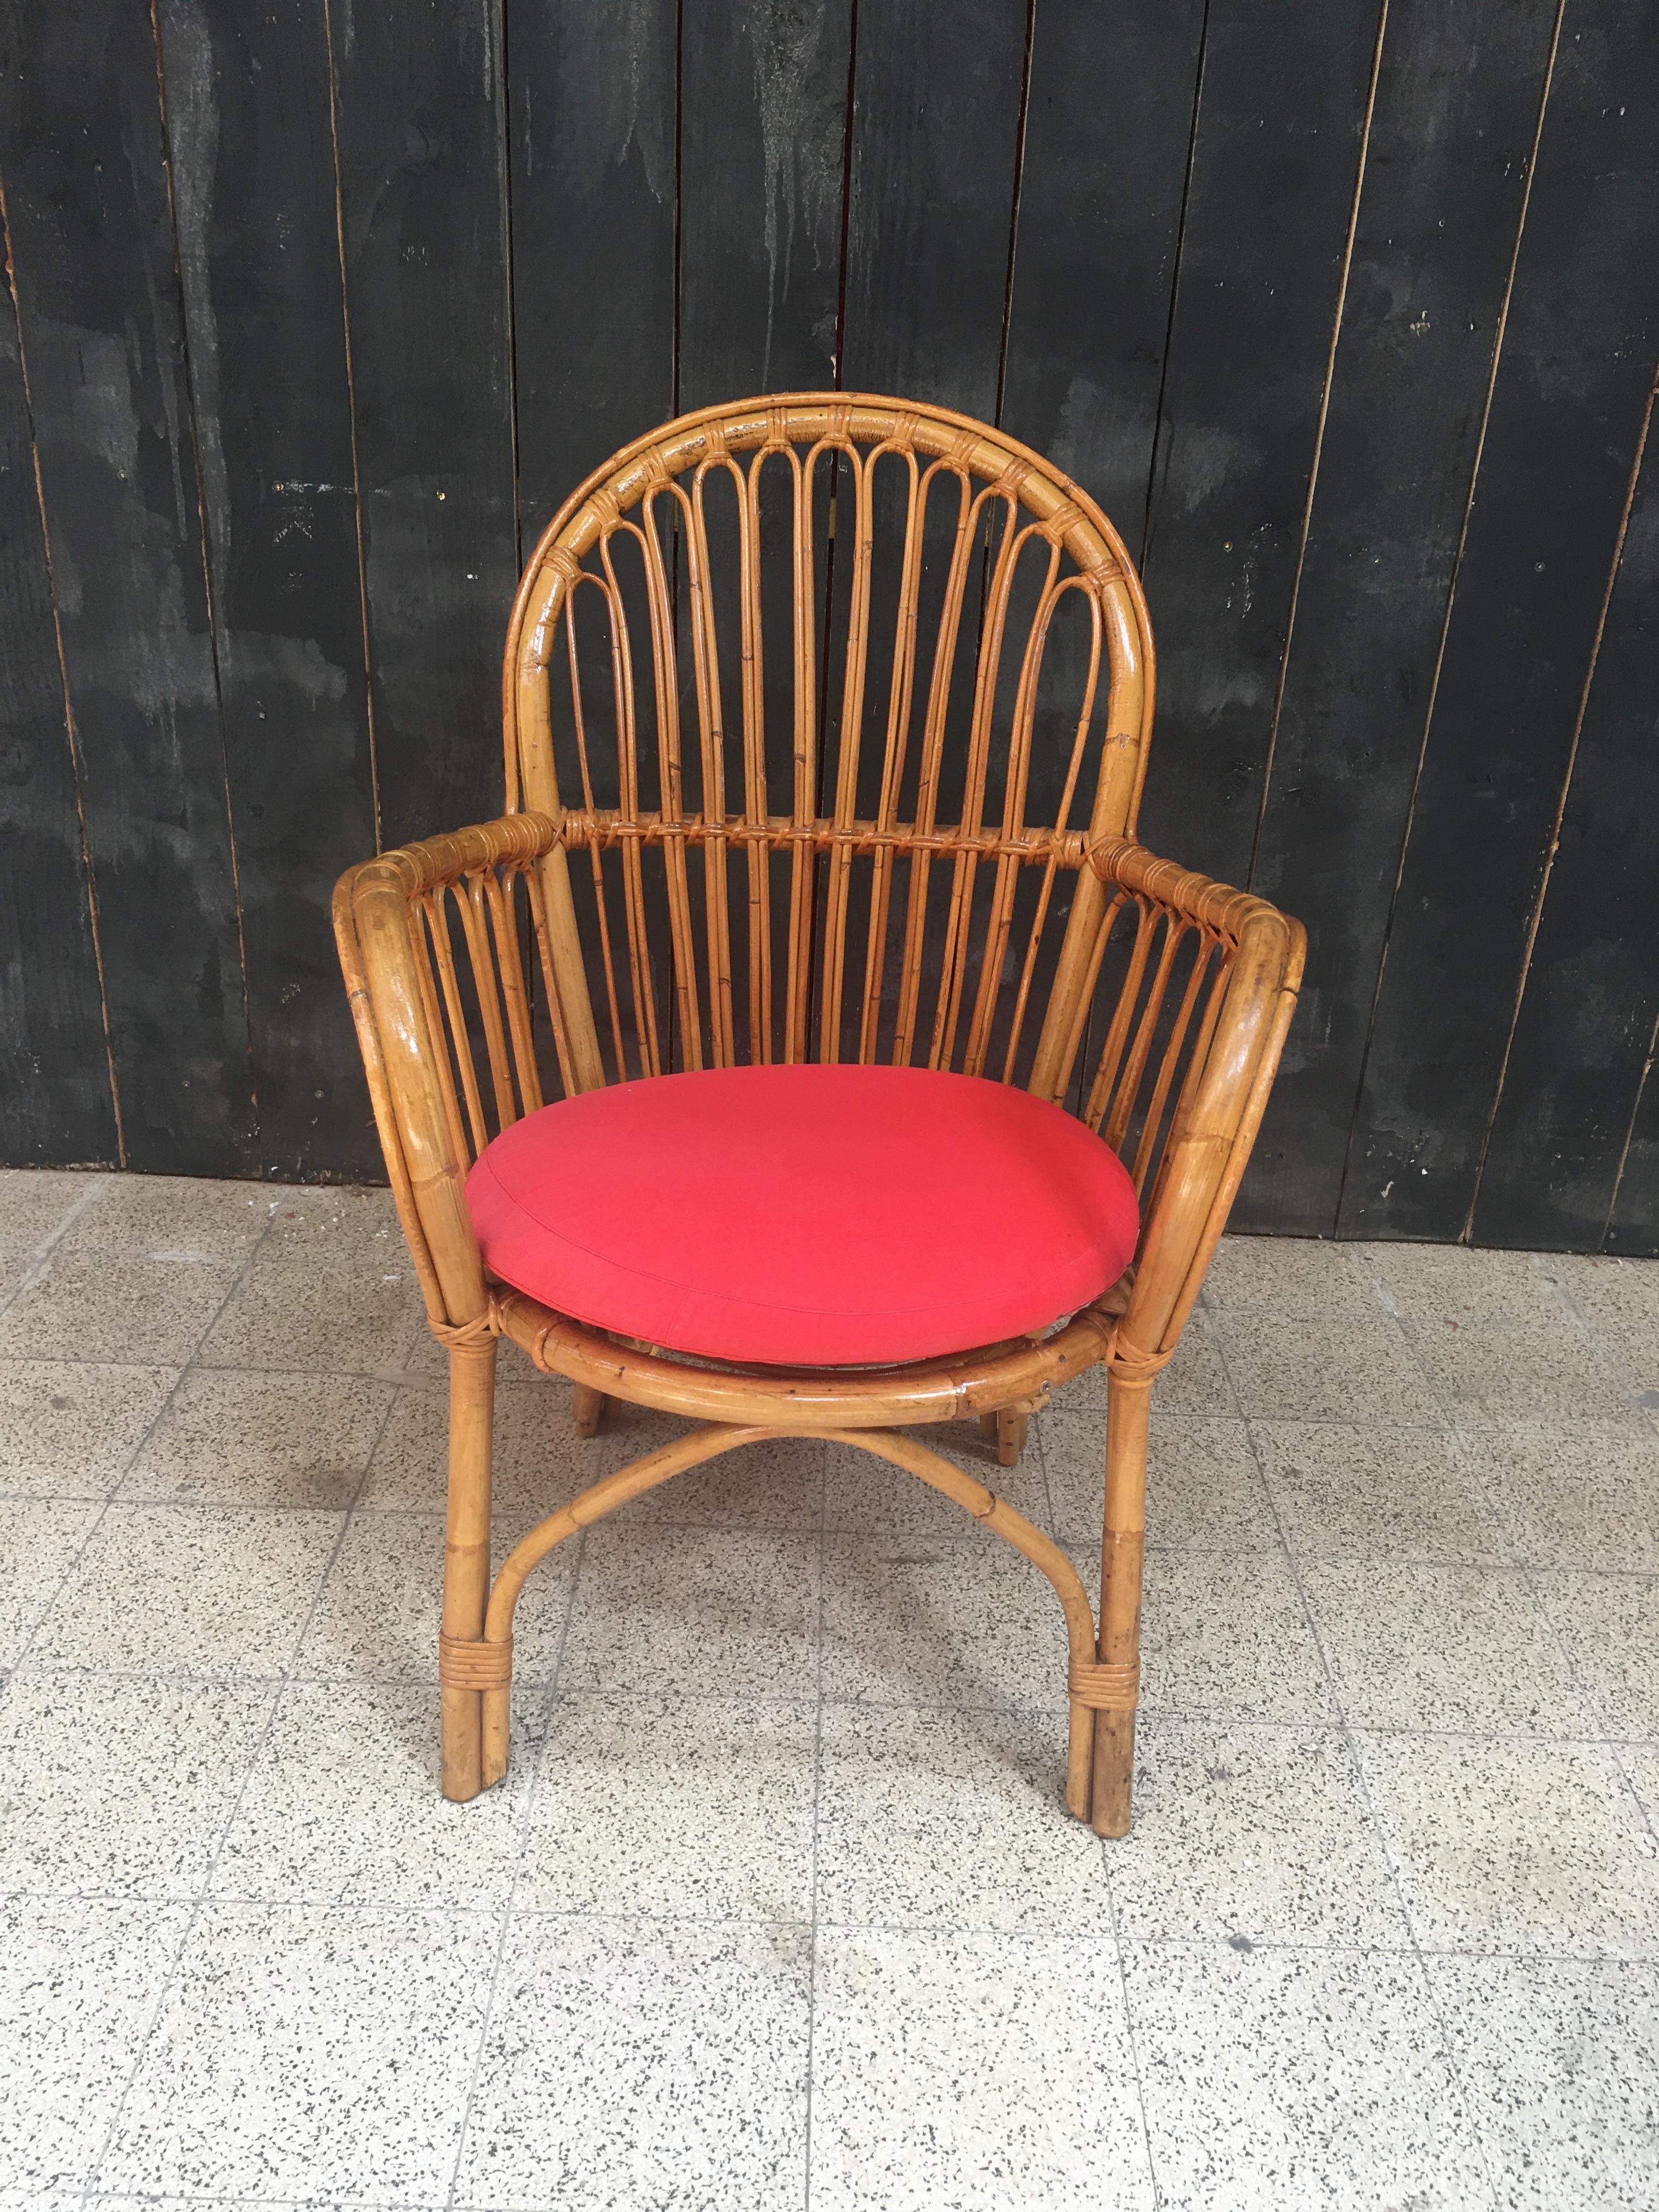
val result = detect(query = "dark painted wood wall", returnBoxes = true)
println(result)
[2,1,1656,1252]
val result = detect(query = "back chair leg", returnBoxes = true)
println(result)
[572,1383,607,1438]
[439,1337,497,1802]
[1092,1370,1150,1837]
[978,1408,1029,1466]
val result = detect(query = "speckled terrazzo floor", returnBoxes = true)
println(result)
[2,1168,1658,2210]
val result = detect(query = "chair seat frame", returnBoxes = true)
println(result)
[334,394,1305,1838]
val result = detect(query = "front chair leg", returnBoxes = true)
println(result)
[1092,1370,1150,1838]
[438,1335,497,1802]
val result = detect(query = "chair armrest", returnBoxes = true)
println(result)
[1085,837,1307,1375]
[332,812,565,1332]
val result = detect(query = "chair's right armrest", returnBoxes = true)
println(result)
[332,811,565,1334]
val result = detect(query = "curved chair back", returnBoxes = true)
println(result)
[502,393,1156,1103]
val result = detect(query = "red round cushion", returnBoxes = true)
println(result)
[465,1063,1138,1368]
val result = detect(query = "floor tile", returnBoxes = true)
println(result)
[0,1170,101,1259]
[1533,1572,1659,1739]
[821,1422,1049,1541]
[28,1503,342,1676]
[0,1250,244,1367]
[821,1532,1066,1711]
[0,1898,191,2191]
[296,1510,575,1684]
[563,1523,819,1700]
[1043,1410,1277,1551]
[0,1362,176,1500]
[122,1369,394,1508]
[1251,1417,1507,1563]
[1141,1550,1336,1723]
[455,1915,811,2212]
[1125,1942,1491,2211]
[1298,1559,1588,1735]
[1364,1239,1560,1327]
[1620,1745,1659,1836]
[0,1673,272,1895]
[1108,1720,1408,1946]
[1210,1306,1430,1424]
[1355,1733,1659,1956]
[1536,1251,1659,1333]
[196,1249,425,1374]
[99,1903,496,2202]
[210,1680,543,1909]
[1206,1233,1385,1320]
[1458,1424,1659,1571]
[815,1702,1109,1933]
[0,1498,101,1667]
[810,1927,1153,2212]
[56,1175,274,1261]
[255,1182,404,1259]
[1430,1955,1659,2212]
[1600,1319,1659,1397]
[1406,1314,1640,1428]
[519,1692,816,1921]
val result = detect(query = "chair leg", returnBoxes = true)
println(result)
[439,1336,496,1803]
[977,1408,1028,1466]
[572,1383,606,1438]
[1092,1370,1150,1838]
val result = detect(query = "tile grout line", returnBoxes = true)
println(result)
[4,1201,292,1690]
[91,1319,407,2198]
[0,1172,114,1326]
[1207,1266,1509,2208]
[55,1199,303,2203]
[798,1444,830,2209]
[441,1415,594,2212]
[1353,1246,1639,2199]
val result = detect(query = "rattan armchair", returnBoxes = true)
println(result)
[334,394,1304,1837]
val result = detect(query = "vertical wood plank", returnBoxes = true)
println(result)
[0,0,255,1174]
[1473,384,1659,1251]
[1608,1037,1659,1260]
[508,0,677,533]
[1339,6,1659,1243]
[1132,0,1380,893]
[839,0,1028,415]
[999,0,1204,539]
[677,0,851,406]
[1244,0,1560,1232]
[329,0,518,845]
[157,0,380,1182]
[0,234,119,1165]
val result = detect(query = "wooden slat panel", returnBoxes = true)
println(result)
[156,0,380,1182]
[839,0,1028,415]
[678,0,851,405]
[1609,1039,1659,1261]
[0,239,117,1166]
[507,0,676,531]
[1340,7,1659,1242]
[1473,383,1659,1251]
[1245,0,1559,1233]
[999,0,1204,542]
[329,0,518,845]
[0,0,254,1175]
[1132,0,1380,891]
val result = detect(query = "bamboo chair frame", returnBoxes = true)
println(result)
[334,394,1305,1836]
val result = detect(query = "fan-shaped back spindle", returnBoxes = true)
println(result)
[501,394,1156,1114]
